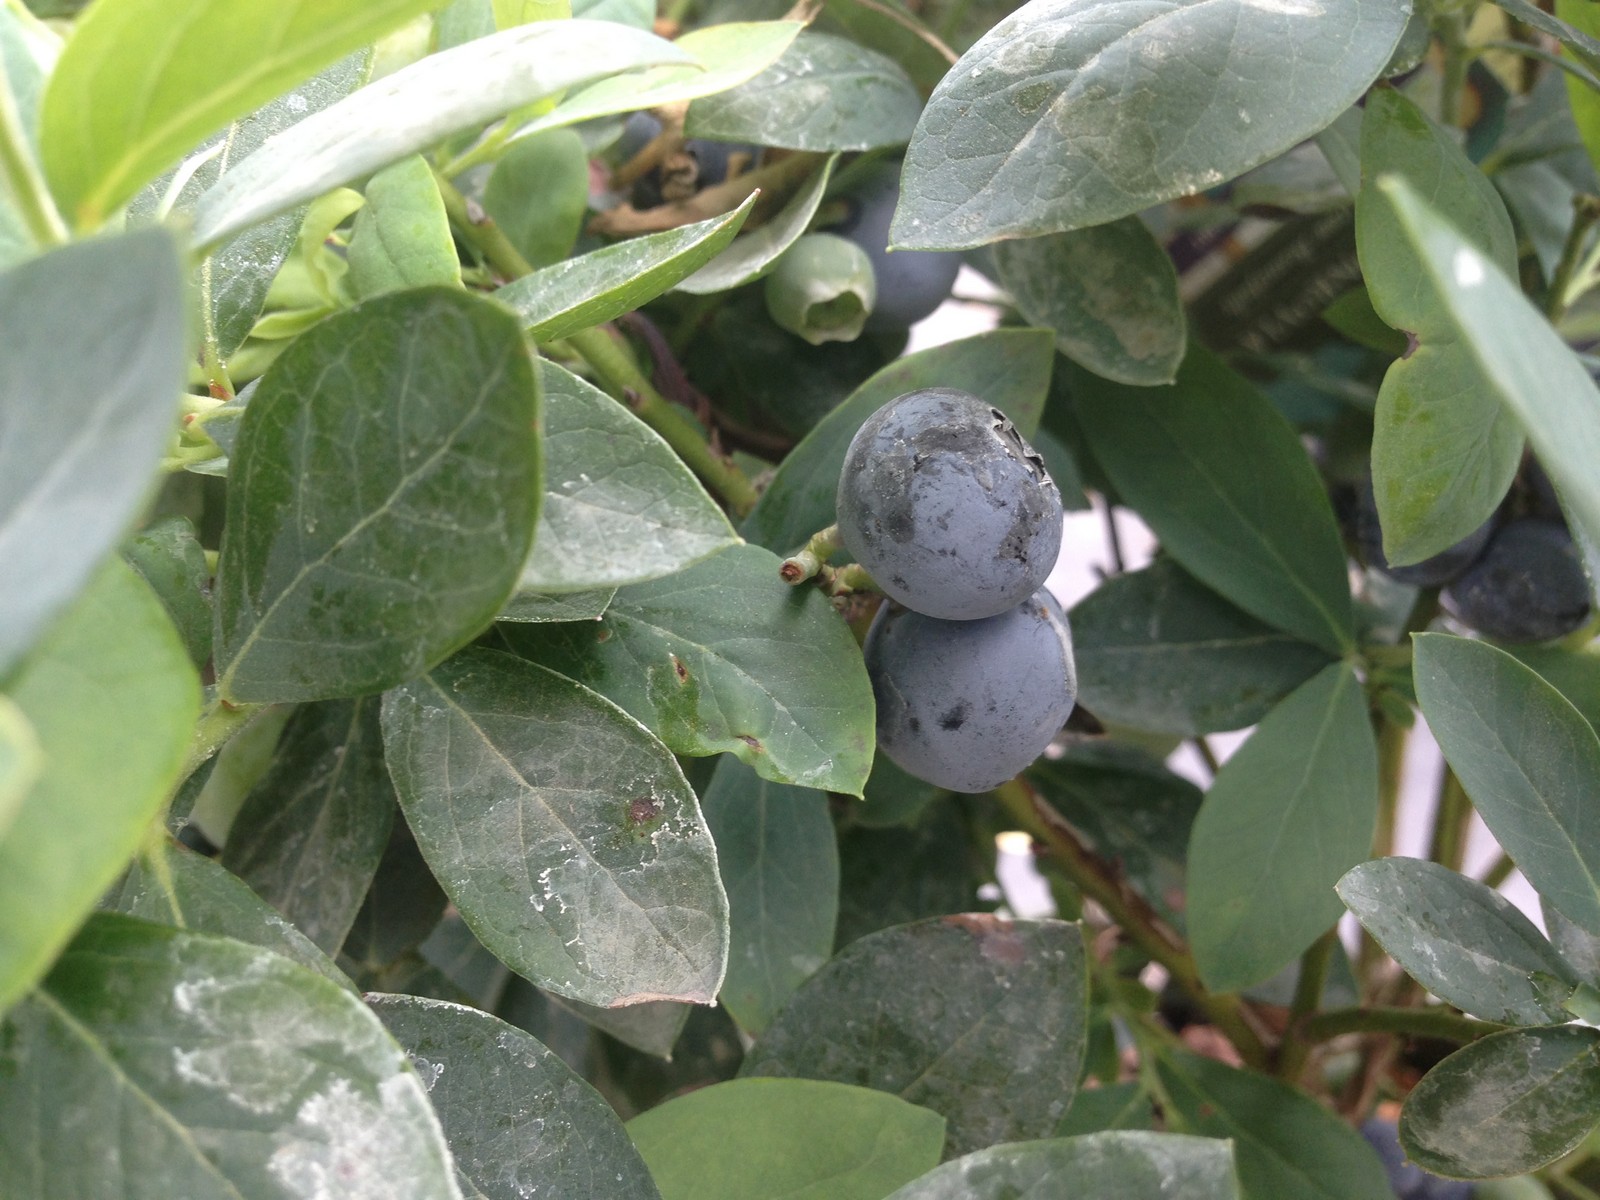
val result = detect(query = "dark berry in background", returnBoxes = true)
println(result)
[1444,517,1592,643]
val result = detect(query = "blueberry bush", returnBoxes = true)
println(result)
[5,0,1600,1196]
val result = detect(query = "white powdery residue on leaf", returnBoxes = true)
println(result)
[267,1075,441,1200]
[171,1043,313,1116]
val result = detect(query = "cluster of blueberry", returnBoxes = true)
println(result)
[835,388,1077,793]
[1354,468,1592,644]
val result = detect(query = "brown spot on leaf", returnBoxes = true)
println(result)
[672,654,689,684]
[737,734,764,752]
[942,912,1025,964]
[596,625,612,642]
[628,796,663,825]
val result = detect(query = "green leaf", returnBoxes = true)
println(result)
[742,915,1087,1156]
[1555,0,1600,172]
[702,755,837,1035]
[346,154,460,299]
[1356,88,1522,566]
[0,1,55,149]
[1026,743,1201,924]
[675,155,838,294]
[854,753,943,829]
[1506,0,1600,75]
[221,698,397,957]
[889,0,1411,249]
[121,516,214,671]
[835,802,982,949]
[1338,858,1580,1025]
[1053,1082,1155,1136]
[573,0,653,26]
[340,822,448,976]
[1188,664,1378,992]
[0,560,199,1016]
[105,837,350,989]
[214,287,541,703]
[500,588,617,623]
[686,30,920,152]
[191,20,692,248]
[497,194,757,341]
[502,544,875,795]
[1413,633,1600,935]
[515,21,804,138]
[38,0,437,227]
[742,328,1055,553]
[0,695,39,844]
[1157,1049,1393,1200]
[1508,647,1600,733]
[626,1077,946,1200]
[0,914,461,1199]
[883,1132,1240,1200]
[0,227,186,679]
[483,129,589,269]
[526,363,736,595]
[1545,897,1600,985]
[991,218,1186,386]
[1068,559,1334,736]
[1400,1027,1600,1179]
[1371,174,1600,561]
[545,989,689,1059]
[381,646,729,1007]
[369,994,661,1200]
[1069,348,1355,655]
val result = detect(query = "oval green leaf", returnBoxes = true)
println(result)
[502,543,875,795]
[1357,88,1522,566]
[701,755,837,1035]
[496,193,757,341]
[0,695,39,845]
[626,1077,946,1200]
[370,994,661,1200]
[500,587,617,623]
[883,1131,1240,1200]
[1068,348,1355,655]
[1069,560,1334,736]
[39,0,436,227]
[675,154,838,294]
[0,559,199,1017]
[346,154,460,299]
[0,914,461,1199]
[519,362,737,594]
[1413,633,1600,936]
[214,287,541,704]
[742,914,1087,1157]
[686,31,921,152]
[1400,1027,1600,1179]
[1338,858,1579,1026]
[121,516,213,671]
[890,0,1412,249]
[381,646,729,1007]
[0,227,186,680]
[1188,663,1378,992]
[191,20,692,248]
[742,327,1055,553]
[992,217,1186,386]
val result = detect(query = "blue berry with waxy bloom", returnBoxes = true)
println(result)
[1443,517,1592,643]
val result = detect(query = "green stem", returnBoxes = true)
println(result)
[1546,195,1600,321]
[180,700,266,784]
[1436,12,1471,129]
[1278,928,1338,1082]
[434,165,535,280]
[1362,715,1410,979]
[993,778,1271,1070]
[1479,40,1600,94]
[0,58,67,245]
[563,324,761,516]
[1428,767,1471,875]
[1303,1005,1506,1044]
[1552,1176,1600,1200]
[1480,850,1516,889]
[780,524,842,583]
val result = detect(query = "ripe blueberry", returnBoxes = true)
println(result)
[833,162,960,331]
[1355,479,1493,587]
[865,589,1077,793]
[836,388,1063,620]
[1443,517,1592,643]
[1359,1119,1472,1200]
[618,112,755,209]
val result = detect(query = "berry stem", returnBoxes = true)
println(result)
[780,524,842,583]
[1301,1004,1506,1045]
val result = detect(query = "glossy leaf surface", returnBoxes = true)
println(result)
[0,915,461,1199]
[1070,349,1354,655]
[497,195,756,340]
[627,1077,946,1200]
[1188,664,1377,991]
[521,362,736,594]
[743,328,1054,553]
[1069,560,1333,736]
[1357,88,1522,566]
[742,915,1087,1156]
[1338,858,1579,1025]
[686,31,920,152]
[701,755,837,1035]
[503,544,875,795]
[382,647,729,1007]
[1414,634,1600,935]
[676,155,838,294]
[214,287,541,703]
[890,0,1411,248]
[371,995,661,1200]
[222,698,397,956]
[1400,1027,1600,1179]
[500,588,617,624]
[0,228,186,679]
[122,515,214,670]
[992,218,1185,385]
[0,696,37,844]
[0,560,199,1016]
